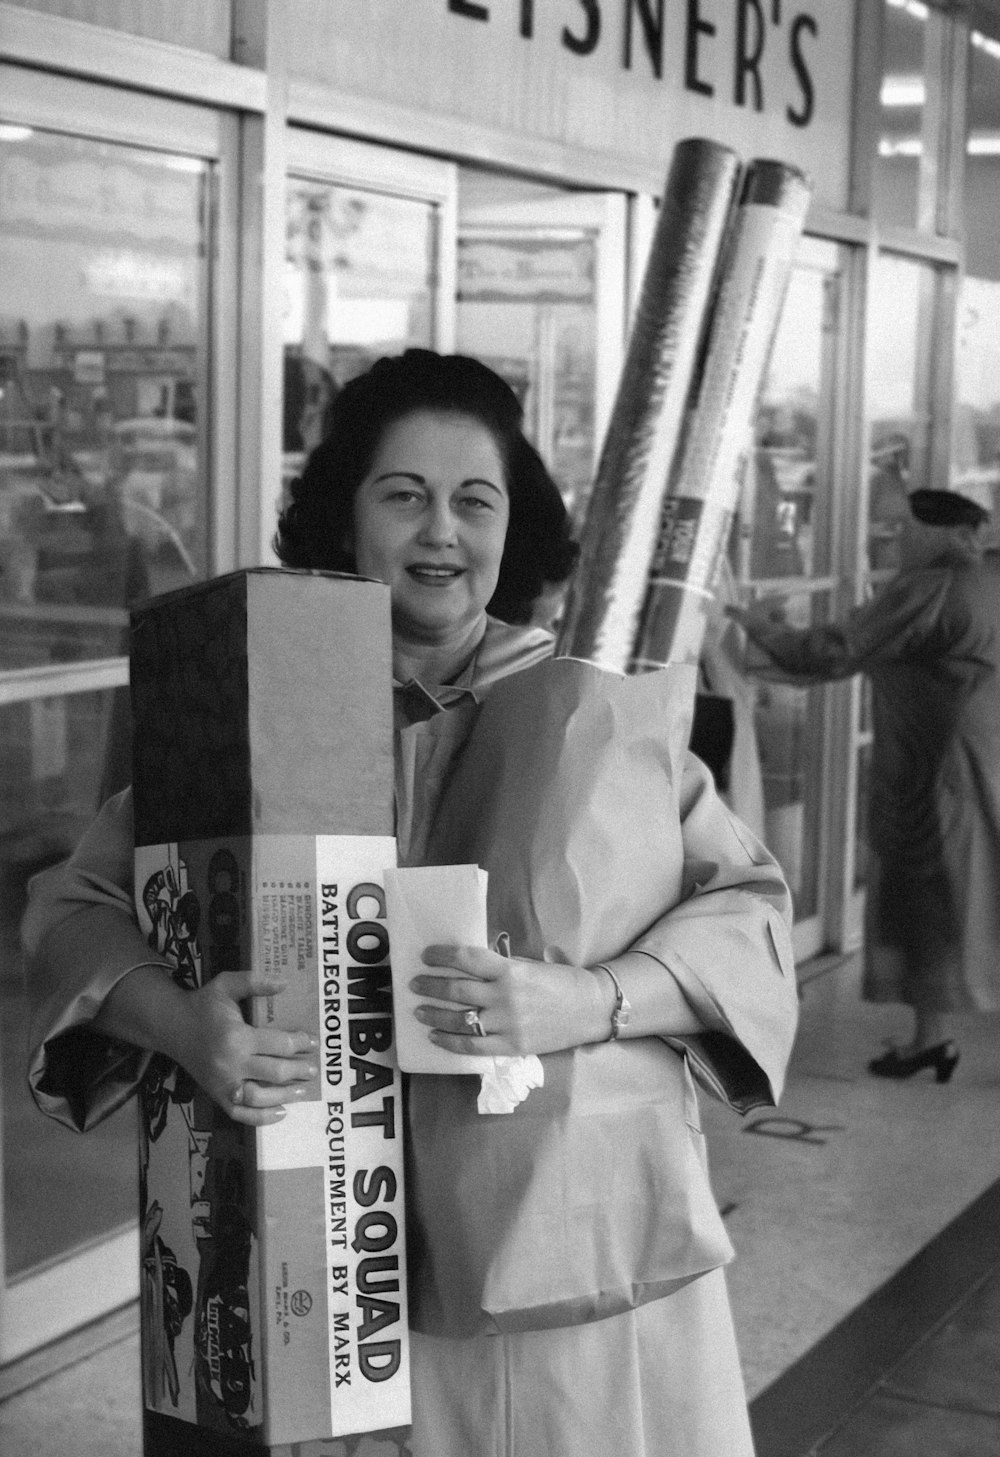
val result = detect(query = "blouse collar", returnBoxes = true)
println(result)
[393,616,554,723]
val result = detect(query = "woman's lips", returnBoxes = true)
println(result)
[406,564,465,585]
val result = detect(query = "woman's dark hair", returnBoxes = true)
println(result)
[274,349,579,623]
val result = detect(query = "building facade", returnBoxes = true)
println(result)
[1,0,998,1380]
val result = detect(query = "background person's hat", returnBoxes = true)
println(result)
[908,483,992,527]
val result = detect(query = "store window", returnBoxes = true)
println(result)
[0,111,213,1345]
[866,252,941,575]
[456,171,626,531]
[282,178,438,489]
[953,23,1000,521]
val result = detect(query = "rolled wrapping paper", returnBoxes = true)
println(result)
[555,137,740,670]
[632,159,813,670]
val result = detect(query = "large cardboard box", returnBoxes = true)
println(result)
[129,569,410,1455]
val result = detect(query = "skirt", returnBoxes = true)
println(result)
[409,1267,754,1457]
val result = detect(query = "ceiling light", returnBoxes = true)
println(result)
[881,76,925,107]
[878,137,922,157]
[971,30,1000,61]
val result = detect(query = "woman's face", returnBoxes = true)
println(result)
[350,409,510,643]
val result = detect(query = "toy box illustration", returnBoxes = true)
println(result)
[129,569,410,1454]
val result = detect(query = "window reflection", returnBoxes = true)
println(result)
[873,0,930,229]
[743,245,838,583]
[0,123,211,1282]
[866,253,936,574]
[456,224,598,521]
[282,180,436,492]
[730,239,842,924]
[0,129,207,655]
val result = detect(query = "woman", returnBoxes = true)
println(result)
[25,350,797,1456]
[731,482,1000,1083]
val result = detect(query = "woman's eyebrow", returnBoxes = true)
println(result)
[460,477,506,496]
[372,470,505,496]
[372,470,425,486]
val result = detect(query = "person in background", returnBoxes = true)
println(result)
[730,482,1000,1083]
[24,350,797,1457]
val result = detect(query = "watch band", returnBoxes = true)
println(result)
[595,962,632,1041]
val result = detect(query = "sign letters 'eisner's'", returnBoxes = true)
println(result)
[448,0,819,126]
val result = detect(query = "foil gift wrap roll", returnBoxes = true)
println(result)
[555,137,740,670]
[632,159,813,670]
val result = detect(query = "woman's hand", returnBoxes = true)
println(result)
[160,971,319,1127]
[410,944,614,1058]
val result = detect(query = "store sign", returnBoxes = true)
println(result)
[458,234,596,302]
[292,0,851,208]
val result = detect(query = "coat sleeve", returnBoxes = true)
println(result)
[628,753,799,1114]
[22,787,168,1131]
[744,568,953,682]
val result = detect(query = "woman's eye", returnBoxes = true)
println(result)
[458,494,496,513]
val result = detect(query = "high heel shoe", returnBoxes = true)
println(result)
[868,1040,960,1083]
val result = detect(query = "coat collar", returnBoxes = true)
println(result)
[393,616,554,723]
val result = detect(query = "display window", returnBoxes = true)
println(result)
[0,66,224,1365]
[281,130,457,502]
[455,173,627,530]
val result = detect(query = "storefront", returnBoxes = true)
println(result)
[1,0,998,1383]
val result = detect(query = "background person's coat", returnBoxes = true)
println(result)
[743,547,1000,1013]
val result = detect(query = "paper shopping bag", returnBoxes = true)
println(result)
[399,658,735,1336]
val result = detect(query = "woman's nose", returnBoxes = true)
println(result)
[418,500,458,546]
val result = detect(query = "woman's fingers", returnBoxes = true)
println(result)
[409,972,494,1007]
[255,1026,319,1059]
[222,1057,317,1126]
[421,943,504,978]
[225,1098,293,1128]
[418,944,508,996]
[243,1051,318,1087]
[209,970,291,1002]
[424,1028,498,1057]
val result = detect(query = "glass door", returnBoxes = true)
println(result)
[731,236,847,960]
[846,249,957,943]
[0,66,224,1365]
[282,130,457,498]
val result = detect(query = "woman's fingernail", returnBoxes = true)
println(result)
[272,1108,288,1121]
[292,1085,309,1099]
[308,1036,320,1050]
[304,1065,319,1079]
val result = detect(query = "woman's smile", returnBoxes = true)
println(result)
[407,562,467,585]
